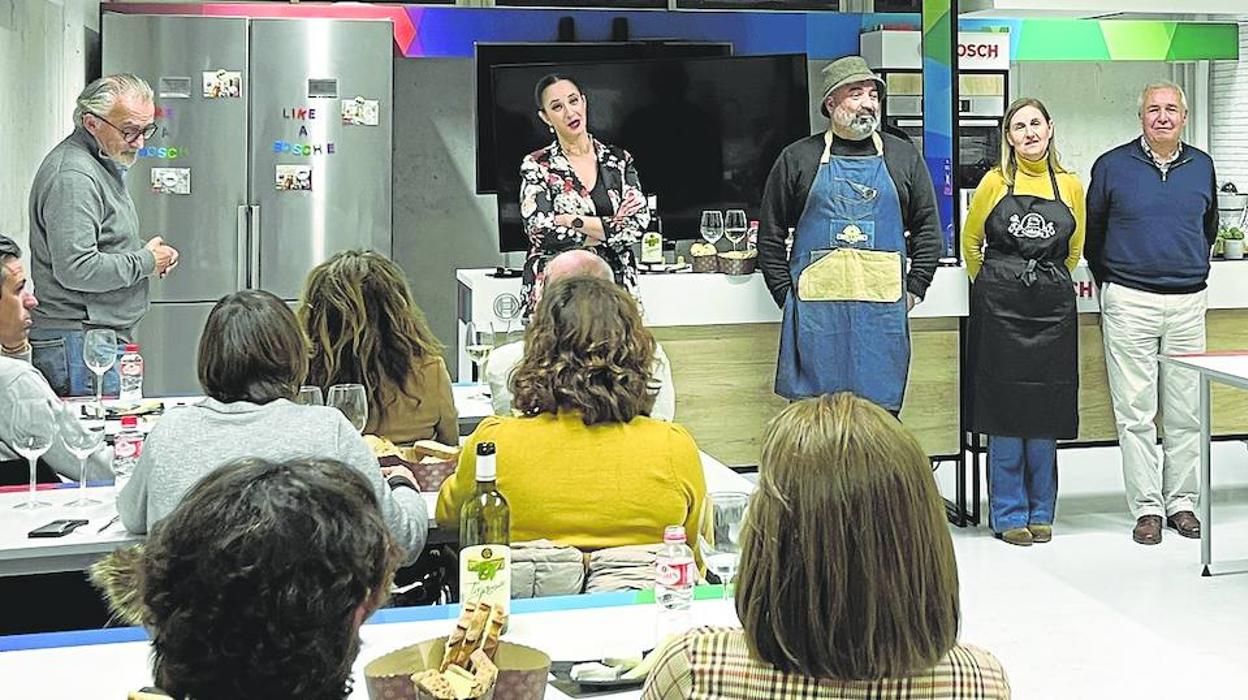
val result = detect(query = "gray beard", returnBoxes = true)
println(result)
[843,115,878,140]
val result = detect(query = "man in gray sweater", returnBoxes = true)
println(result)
[0,234,112,485]
[27,74,179,397]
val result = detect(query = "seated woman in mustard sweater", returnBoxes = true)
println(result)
[436,275,705,553]
[961,97,1085,547]
[298,250,458,446]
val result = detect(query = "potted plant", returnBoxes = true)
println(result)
[1223,227,1245,260]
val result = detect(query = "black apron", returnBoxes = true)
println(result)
[968,167,1078,438]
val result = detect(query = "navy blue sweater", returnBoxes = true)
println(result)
[1086,139,1218,293]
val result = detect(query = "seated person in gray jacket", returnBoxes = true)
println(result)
[0,233,111,484]
[117,289,428,564]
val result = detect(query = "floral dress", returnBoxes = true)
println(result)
[519,135,650,313]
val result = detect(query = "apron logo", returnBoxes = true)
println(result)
[1008,213,1056,239]
[837,224,869,245]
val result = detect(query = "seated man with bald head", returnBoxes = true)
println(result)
[485,249,675,420]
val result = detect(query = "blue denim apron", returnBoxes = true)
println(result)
[775,132,910,411]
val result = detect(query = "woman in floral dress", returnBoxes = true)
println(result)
[519,74,651,313]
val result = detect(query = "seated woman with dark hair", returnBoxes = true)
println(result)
[643,393,1010,700]
[117,290,428,563]
[436,275,705,553]
[298,250,457,446]
[95,457,400,700]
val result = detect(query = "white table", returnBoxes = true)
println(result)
[0,451,750,578]
[1158,351,1248,576]
[0,587,741,698]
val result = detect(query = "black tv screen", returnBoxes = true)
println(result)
[490,53,811,252]
[475,42,732,195]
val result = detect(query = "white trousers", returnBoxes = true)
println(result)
[1101,282,1206,520]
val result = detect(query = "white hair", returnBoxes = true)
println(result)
[74,74,154,126]
[1138,81,1188,115]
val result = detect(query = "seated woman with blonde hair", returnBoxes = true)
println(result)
[437,275,705,553]
[298,250,457,445]
[643,393,1010,700]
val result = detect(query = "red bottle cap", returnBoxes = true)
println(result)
[120,415,139,427]
[125,344,139,353]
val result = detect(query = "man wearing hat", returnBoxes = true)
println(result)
[758,55,941,413]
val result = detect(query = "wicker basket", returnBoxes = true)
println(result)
[365,637,551,700]
[690,253,719,273]
[717,253,757,276]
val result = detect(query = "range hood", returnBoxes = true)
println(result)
[960,0,1248,21]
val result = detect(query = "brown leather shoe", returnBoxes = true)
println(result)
[1166,511,1201,539]
[1133,515,1162,545]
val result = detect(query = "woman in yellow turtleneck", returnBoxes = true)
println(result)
[963,97,1084,548]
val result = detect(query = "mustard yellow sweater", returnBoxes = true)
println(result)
[961,155,1085,280]
[436,411,706,554]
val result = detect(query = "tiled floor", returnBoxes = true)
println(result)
[950,442,1248,698]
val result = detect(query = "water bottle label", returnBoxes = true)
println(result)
[114,437,143,460]
[120,361,143,376]
[459,544,511,615]
[656,559,694,588]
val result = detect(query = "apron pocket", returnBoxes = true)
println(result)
[798,248,903,303]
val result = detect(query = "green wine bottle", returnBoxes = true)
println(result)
[459,441,511,619]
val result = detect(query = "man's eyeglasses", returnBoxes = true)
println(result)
[89,112,158,143]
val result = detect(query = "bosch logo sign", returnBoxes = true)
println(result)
[493,293,521,320]
[959,43,1000,59]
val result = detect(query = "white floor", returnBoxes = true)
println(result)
[942,442,1248,698]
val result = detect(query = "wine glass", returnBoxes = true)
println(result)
[327,383,368,433]
[83,329,118,417]
[698,491,750,600]
[59,410,104,507]
[463,321,494,398]
[295,385,324,406]
[724,210,748,252]
[9,399,59,510]
[700,210,724,246]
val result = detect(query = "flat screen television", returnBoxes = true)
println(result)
[490,53,811,252]
[475,42,732,195]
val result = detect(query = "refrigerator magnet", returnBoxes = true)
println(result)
[203,70,242,99]
[150,168,191,195]
[342,97,379,126]
[276,164,313,192]
[158,77,192,99]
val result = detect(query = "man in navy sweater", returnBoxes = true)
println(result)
[1086,81,1218,546]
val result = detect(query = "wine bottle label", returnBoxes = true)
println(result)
[459,544,511,614]
[641,231,663,264]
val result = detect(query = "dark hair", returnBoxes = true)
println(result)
[533,73,582,113]
[198,290,308,404]
[737,393,960,680]
[0,235,20,287]
[138,458,400,700]
[298,250,443,426]
[511,276,657,425]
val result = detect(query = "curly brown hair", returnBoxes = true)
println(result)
[138,458,400,699]
[298,250,444,425]
[511,275,657,425]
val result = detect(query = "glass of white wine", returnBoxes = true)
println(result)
[295,385,324,406]
[464,321,494,399]
[724,209,748,252]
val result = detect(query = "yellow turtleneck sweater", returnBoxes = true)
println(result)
[961,155,1085,280]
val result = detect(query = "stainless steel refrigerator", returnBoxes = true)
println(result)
[102,14,393,395]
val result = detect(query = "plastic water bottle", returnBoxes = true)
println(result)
[655,524,695,644]
[113,415,143,496]
[118,343,144,402]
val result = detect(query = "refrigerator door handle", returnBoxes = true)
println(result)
[236,204,249,291]
[249,204,261,290]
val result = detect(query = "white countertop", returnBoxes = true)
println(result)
[0,448,750,578]
[458,260,1248,329]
